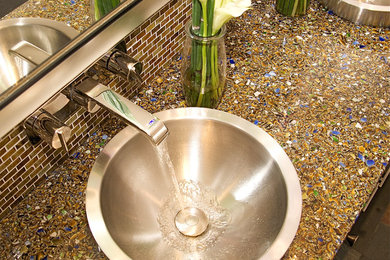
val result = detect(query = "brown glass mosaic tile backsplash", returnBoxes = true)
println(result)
[0,0,192,219]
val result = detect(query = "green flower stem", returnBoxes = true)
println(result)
[192,0,201,35]
[276,0,309,17]
[196,40,208,106]
[291,0,299,16]
[94,0,120,20]
[191,0,201,71]
[206,0,215,36]
[211,43,219,98]
[196,1,209,106]
[303,0,308,15]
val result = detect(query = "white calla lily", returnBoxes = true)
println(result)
[212,0,251,34]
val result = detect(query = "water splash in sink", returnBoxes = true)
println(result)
[157,180,231,252]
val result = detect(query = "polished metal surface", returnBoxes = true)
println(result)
[0,18,78,94]
[319,0,390,27]
[24,109,71,150]
[0,0,169,139]
[24,92,72,150]
[86,108,302,260]
[62,87,100,113]
[99,49,143,83]
[75,78,168,144]
[175,207,209,237]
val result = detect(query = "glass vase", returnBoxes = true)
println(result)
[276,0,310,17]
[181,22,227,108]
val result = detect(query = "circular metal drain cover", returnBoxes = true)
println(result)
[175,207,208,237]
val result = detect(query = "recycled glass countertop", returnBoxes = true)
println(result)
[0,0,389,259]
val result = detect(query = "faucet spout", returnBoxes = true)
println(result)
[76,78,168,145]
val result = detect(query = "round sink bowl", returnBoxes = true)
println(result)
[86,108,302,260]
[319,0,390,27]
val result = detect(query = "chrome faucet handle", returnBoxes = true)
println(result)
[99,49,143,83]
[25,110,71,151]
[62,87,100,113]
[57,130,70,154]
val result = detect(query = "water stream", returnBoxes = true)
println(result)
[155,139,231,253]
[156,140,185,209]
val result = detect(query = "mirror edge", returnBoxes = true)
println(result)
[0,0,171,138]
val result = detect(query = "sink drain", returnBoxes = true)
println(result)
[175,207,208,237]
[158,180,230,252]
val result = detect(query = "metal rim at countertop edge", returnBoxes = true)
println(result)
[319,0,390,27]
[86,107,302,260]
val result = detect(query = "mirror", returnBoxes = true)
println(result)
[0,0,128,107]
[0,0,170,138]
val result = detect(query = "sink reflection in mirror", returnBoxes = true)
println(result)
[0,18,78,94]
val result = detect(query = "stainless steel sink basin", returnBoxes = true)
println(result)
[319,0,390,27]
[86,108,302,259]
[0,18,78,93]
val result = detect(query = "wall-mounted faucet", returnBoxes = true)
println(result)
[73,50,169,145]
[73,77,168,145]
[24,49,167,150]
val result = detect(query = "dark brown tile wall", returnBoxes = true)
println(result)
[125,0,191,84]
[0,0,191,219]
